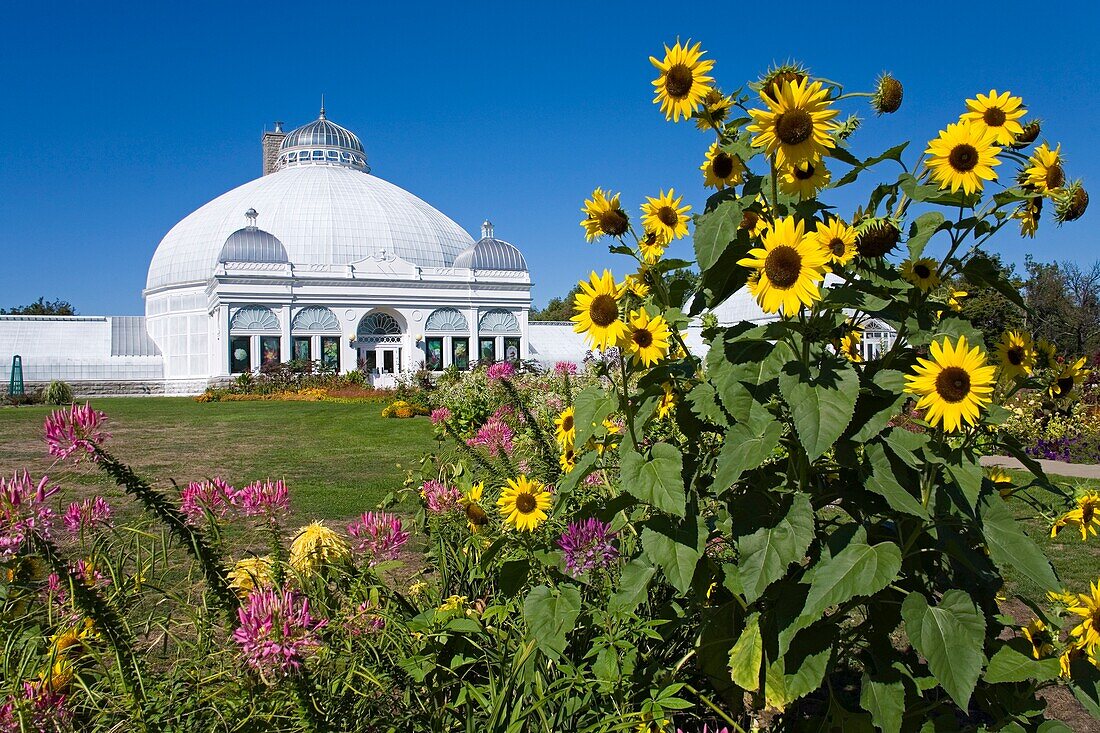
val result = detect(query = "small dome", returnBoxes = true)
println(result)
[276,106,368,172]
[218,211,288,264]
[453,221,528,271]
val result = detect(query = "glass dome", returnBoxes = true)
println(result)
[453,221,528,271]
[276,107,368,172]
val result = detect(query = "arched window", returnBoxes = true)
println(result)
[230,305,279,333]
[479,309,520,335]
[425,307,468,333]
[357,312,401,338]
[292,306,340,332]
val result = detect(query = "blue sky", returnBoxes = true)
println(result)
[0,1,1096,315]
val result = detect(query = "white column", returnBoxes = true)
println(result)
[280,305,292,363]
[519,308,530,360]
[342,312,359,374]
[468,306,480,366]
[217,305,230,376]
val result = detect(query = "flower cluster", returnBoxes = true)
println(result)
[234,479,289,517]
[179,477,236,523]
[486,361,516,381]
[44,403,110,462]
[466,416,515,458]
[554,361,578,376]
[347,511,409,564]
[557,518,618,576]
[1,471,60,560]
[288,521,350,574]
[0,681,73,731]
[421,480,463,514]
[232,586,327,678]
[429,406,452,425]
[62,496,113,534]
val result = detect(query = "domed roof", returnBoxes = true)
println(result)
[146,165,474,289]
[276,107,368,172]
[218,209,289,264]
[453,221,527,271]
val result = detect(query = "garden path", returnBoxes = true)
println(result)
[982,455,1100,480]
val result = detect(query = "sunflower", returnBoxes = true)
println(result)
[996,330,1036,380]
[747,77,839,166]
[1051,492,1100,541]
[572,269,629,351]
[758,63,808,105]
[624,309,671,367]
[925,120,1001,195]
[1067,581,1100,652]
[961,89,1027,146]
[904,335,997,432]
[1022,619,1055,660]
[813,217,857,266]
[638,230,666,264]
[657,382,676,419]
[650,40,715,122]
[901,258,941,292]
[736,216,829,316]
[497,475,552,532]
[947,290,968,313]
[1049,356,1089,400]
[988,467,1015,498]
[1022,143,1065,194]
[839,328,863,363]
[289,521,350,574]
[580,188,630,242]
[461,482,489,531]
[625,273,650,298]
[739,208,771,238]
[701,142,745,189]
[1014,197,1042,238]
[695,88,732,131]
[554,406,576,447]
[228,556,274,596]
[1035,338,1059,369]
[641,189,691,244]
[779,160,831,198]
[1060,641,1090,679]
[559,446,577,474]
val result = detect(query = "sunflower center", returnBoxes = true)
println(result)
[1007,346,1025,366]
[466,504,488,526]
[1057,376,1075,395]
[935,366,971,403]
[598,209,629,237]
[764,246,803,289]
[1046,164,1066,190]
[632,328,654,349]
[829,238,846,256]
[665,65,694,99]
[775,109,814,146]
[741,211,760,231]
[949,144,979,173]
[657,206,679,227]
[515,492,537,514]
[589,294,620,327]
[983,107,1007,127]
[793,163,815,181]
[562,414,574,431]
[712,153,735,179]
[1083,504,1095,524]
[914,263,932,279]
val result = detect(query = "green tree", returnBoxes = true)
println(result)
[0,297,76,315]
[1024,256,1100,356]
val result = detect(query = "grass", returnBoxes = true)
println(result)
[0,397,439,523]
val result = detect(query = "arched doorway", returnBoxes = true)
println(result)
[355,311,404,380]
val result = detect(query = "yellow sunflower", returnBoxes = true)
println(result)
[649,40,715,122]
[1060,641,1091,678]
[625,273,650,298]
[462,482,489,531]
[289,521,350,574]
[572,270,629,351]
[227,556,274,596]
[901,258,941,292]
[641,189,691,244]
[657,382,676,419]
[961,89,1027,146]
[1067,581,1100,652]
[1021,619,1055,660]
[839,328,863,363]
[580,188,630,242]
[736,216,829,316]
[638,230,666,264]
[559,446,577,474]
[701,142,745,189]
[1022,143,1066,194]
[496,475,552,532]
[624,309,671,367]
[739,208,771,238]
[747,77,839,166]
[554,406,576,447]
[1014,197,1042,238]
[904,335,997,432]
[925,120,1001,195]
[988,467,1015,498]
[1049,356,1089,400]
[947,290,968,313]
[1052,492,1100,541]
[813,217,857,266]
[695,88,732,131]
[996,330,1036,380]
[778,160,831,198]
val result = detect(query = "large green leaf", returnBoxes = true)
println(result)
[640,515,706,595]
[859,672,905,733]
[764,632,830,710]
[708,339,789,433]
[778,356,859,461]
[728,612,762,691]
[980,494,1060,593]
[713,420,783,490]
[737,493,814,603]
[865,442,928,518]
[695,199,748,271]
[901,590,986,709]
[523,585,582,659]
[848,369,909,443]
[984,641,1061,683]
[687,381,729,427]
[620,443,685,517]
[800,537,901,623]
[609,558,657,615]
[905,211,948,260]
[573,386,615,450]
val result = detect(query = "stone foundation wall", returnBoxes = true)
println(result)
[15,379,210,398]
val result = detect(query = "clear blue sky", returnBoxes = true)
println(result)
[0,1,1096,315]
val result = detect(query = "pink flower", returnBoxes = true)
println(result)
[583,472,603,487]
[558,518,618,577]
[233,586,326,678]
[346,600,386,636]
[73,558,110,588]
[466,418,515,458]
[486,361,515,380]
[233,480,289,517]
[0,681,73,731]
[677,727,730,733]
[180,477,236,523]
[429,407,452,425]
[63,496,112,534]
[1,471,59,560]
[44,403,109,462]
[420,480,462,514]
[546,396,564,412]
[554,361,578,376]
[347,511,410,564]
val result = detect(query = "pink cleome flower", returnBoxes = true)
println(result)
[429,407,452,425]
[554,361,578,376]
[466,418,515,458]
[557,518,619,577]
[179,477,236,524]
[1,471,60,561]
[233,479,289,517]
[233,586,327,678]
[0,681,73,731]
[44,403,110,463]
[486,361,516,381]
[347,511,410,564]
[63,496,112,534]
[420,480,463,514]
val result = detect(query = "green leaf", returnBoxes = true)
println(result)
[737,493,814,603]
[609,558,656,615]
[984,641,1061,683]
[687,381,729,427]
[620,443,686,517]
[573,386,615,450]
[944,451,983,511]
[640,515,706,595]
[764,634,830,710]
[523,585,582,659]
[848,369,909,443]
[905,211,947,260]
[694,199,748,271]
[980,493,1060,593]
[961,254,1027,310]
[778,356,859,461]
[708,338,789,433]
[713,420,783,490]
[498,559,530,596]
[865,442,928,518]
[728,612,762,691]
[801,538,901,623]
[901,590,986,709]
[860,673,905,733]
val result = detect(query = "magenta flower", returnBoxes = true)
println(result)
[0,681,73,731]
[73,558,110,588]
[486,361,516,380]
[420,480,462,514]
[347,511,410,564]
[554,361,578,376]
[558,518,619,577]
[429,407,452,425]
[44,403,109,462]
[1,471,60,561]
[677,727,730,733]
[180,477,236,523]
[466,418,515,458]
[233,586,326,678]
[63,496,113,534]
[233,480,289,517]
[583,472,603,487]
[346,600,387,636]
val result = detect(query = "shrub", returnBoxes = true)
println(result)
[42,380,74,405]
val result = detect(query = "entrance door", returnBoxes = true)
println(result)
[358,345,401,374]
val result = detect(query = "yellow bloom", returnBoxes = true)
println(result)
[496,476,552,532]
[737,216,829,316]
[438,595,467,614]
[1049,356,1089,400]
[657,382,676,419]
[624,309,671,368]
[904,335,997,432]
[813,217,857,266]
[649,40,715,122]
[625,273,650,298]
[739,207,771,239]
[1067,581,1100,652]
[748,77,839,166]
[996,330,1036,380]
[1060,641,1090,678]
[559,446,577,474]
[228,555,274,596]
[987,467,1015,498]
[1049,589,1079,607]
[572,270,629,351]
[1022,619,1055,660]
[554,406,576,447]
[1014,197,1042,238]
[637,231,666,264]
[1022,143,1065,194]
[580,188,630,242]
[925,120,1001,195]
[840,328,863,363]
[1035,338,1059,369]
[1051,492,1100,541]
[289,521,350,574]
[947,290,968,313]
[462,482,489,532]
[695,88,732,131]
[408,580,429,597]
[641,189,691,245]
[960,89,1027,146]
[901,258,941,292]
[701,141,745,189]
[778,160,831,198]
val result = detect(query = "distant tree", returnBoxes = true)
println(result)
[946,253,1023,349]
[0,297,76,316]
[1024,256,1100,356]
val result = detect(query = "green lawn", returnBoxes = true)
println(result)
[0,397,438,523]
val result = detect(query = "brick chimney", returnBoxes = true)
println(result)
[261,121,286,175]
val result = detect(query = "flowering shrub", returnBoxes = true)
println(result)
[380,399,429,418]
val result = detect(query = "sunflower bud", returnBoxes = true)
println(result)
[757,63,809,104]
[855,219,901,258]
[465,503,489,529]
[871,73,904,114]
[1011,119,1042,149]
[1054,181,1089,223]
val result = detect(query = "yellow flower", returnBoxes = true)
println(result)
[289,521,350,574]
[737,216,829,316]
[1049,589,1079,607]
[700,141,745,189]
[812,217,857,266]
[408,580,429,597]
[572,270,629,351]
[657,382,676,419]
[641,189,691,245]
[438,595,467,614]
[739,208,771,239]
[1014,197,1042,238]
[904,335,997,432]
[497,476,552,532]
[559,446,577,474]
[960,89,1027,146]
[839,328,863,363]
[747,77,839,166]
[1067,581,1100,652]
[996,330,1036,380]
[649,40,715,122]
[580,188,630,242]
[637,231,666,264]
[695,88,732,131]
[901,258,941,292]
[1022,619,1055,660]
[228,556,274,596]
[625,273,650,298]
[1049,356,1089,400]
[1060,641,1090,678]
[1022,143,1065,194]
[925,120,1001,194]
[462,482,489,532]
[987,467,1015,498]
[1051,492,1100,541]
[624,309,671,367]
[778,160,831,198]
[554,406,576,447]
[947,290,968,312]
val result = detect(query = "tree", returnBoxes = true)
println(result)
[0,297,76,316]
[1024,256,1100,356]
